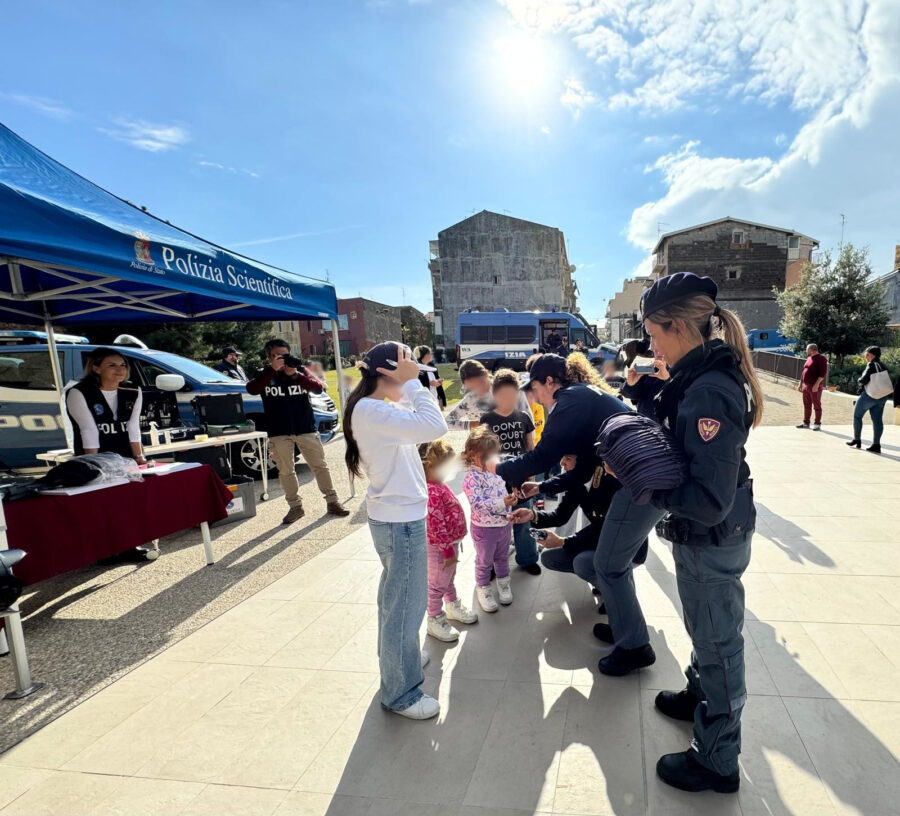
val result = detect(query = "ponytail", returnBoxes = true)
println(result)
[716,307,764,427]
[644,294,764,427]
[343,376,379,478]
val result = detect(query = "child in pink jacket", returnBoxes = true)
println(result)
[420,439,478,641]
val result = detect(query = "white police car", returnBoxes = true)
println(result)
[0,331,339,476]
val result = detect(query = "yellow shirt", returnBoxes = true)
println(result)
[530,401,545,444]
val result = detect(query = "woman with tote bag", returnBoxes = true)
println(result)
[846,346,894,454]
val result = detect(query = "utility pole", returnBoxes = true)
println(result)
[839,214,846,250]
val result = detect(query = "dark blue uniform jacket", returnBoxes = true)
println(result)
[651,340,756,540]
[496,383,631,487]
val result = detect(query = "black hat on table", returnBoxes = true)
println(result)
[641,272,718,320]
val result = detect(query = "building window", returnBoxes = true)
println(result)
[493,275,502,285]
[788,236,799,249]
[350,310,357,320]
[731,230,746,246]
[725,266,741,281]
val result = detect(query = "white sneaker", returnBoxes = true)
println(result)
[421,650,430,669]
[476,585,499,613]
[497,577,513,605]
[812,423,821,431]
[445,599,478,624]
[393,694,440,720]
[427,613,459,642]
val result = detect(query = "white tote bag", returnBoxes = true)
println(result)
[865,364,894,399]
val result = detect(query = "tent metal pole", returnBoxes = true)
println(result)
[43,309,64,397]
[331,319,345,422]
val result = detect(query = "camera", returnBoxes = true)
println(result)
[280,354,304,369]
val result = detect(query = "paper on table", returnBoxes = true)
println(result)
[40,478,132,496]
[140,462,202,476]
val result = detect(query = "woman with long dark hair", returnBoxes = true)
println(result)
[65,347,145,464]
[847,346,893,453]
[414,345,446,408]
[343,342,447,720]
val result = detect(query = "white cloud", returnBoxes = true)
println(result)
[501,0,900,276]
[1,92,73,119]
[501,0,870,113]
[232,224,364,248]
[196,159,260,178]
[560,78,595,118]
[540,124,552,134]
[99,118,190,152]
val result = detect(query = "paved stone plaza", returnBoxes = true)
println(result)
[1,424,899,816]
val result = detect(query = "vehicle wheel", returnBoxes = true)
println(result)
[260,492,270,502]
[231,440,278,480]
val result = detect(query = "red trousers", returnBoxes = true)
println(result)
[802,385,823,424]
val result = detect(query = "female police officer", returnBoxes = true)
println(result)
[639,272,763,794]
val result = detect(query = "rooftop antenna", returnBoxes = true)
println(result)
[839,214,846,250]
[325,269,330,282]
[657,222,670,238]
[401,286,406,303]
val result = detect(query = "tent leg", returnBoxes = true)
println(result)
[43,311,64,397]
[331,321,345,423]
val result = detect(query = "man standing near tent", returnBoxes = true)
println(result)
[247,339,349,523]
[214,346,248,383]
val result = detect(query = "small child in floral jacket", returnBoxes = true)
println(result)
[461,427,518,613]
[419,439,478,641]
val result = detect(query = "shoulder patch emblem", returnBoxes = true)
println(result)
[697,418,721,442]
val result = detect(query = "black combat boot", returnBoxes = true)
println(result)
[654,688,702,722]
[656,749,739,793]
[598,644,655,676]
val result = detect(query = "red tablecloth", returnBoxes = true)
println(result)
[5,464,233,585]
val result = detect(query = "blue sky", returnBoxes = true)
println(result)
[3,0,899,326]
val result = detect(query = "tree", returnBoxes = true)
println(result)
[401,310,433,349]
[777,243,891,364]
[82,320,274,370]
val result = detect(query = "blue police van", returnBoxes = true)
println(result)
[745,329,797,355]
[0,331,338,475]
[455,309,604,370]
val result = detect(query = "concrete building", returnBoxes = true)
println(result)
[606,277,653,343]
[297,297,401,359]
[869,250,900,328]
[429,210,577,350]
[652,217,818,329]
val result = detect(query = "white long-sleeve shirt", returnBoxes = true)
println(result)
[65,386,143,451]
[352,379,448,522]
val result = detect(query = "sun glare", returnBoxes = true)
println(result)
[494,33,550,98]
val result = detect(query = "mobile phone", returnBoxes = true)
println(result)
[633,364,657,375]
[529,529,548,541]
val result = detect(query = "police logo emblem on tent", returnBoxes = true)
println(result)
[134,231,152,264]
[697,418,721,442]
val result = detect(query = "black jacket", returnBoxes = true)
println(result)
[246,367,324,437]
[533,466,619,560]
[651,340,755,539]
[418,371,447,408]
[857,360,887,395]
[496,383,631,487]
[620,375,664,417]
[214,360,248,383]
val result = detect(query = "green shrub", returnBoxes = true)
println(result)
[828,349,900,394]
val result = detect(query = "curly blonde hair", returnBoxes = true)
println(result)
[462,425,500,467]
[418,438,456,471]
[564,352,617,395]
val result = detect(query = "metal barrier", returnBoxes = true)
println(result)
[751,350,805,381]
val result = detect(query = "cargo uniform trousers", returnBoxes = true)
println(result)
[269,433,338,508]
[673,531,752,776]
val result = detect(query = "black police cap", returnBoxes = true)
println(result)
[641,272,718,320]
[526,353,567,385]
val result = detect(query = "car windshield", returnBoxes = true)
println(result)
[145,352,235,383]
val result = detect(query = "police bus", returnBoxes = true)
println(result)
[455,309,603,370]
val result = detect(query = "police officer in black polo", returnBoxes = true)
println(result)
[246,339,349,524]
[639,272,763,794]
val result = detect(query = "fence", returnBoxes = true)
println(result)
[751,350,807,382]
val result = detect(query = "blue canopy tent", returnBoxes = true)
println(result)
[0,123,348,697]
[0,123,345,406]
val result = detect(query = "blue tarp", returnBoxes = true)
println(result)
[0,123,338,324]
